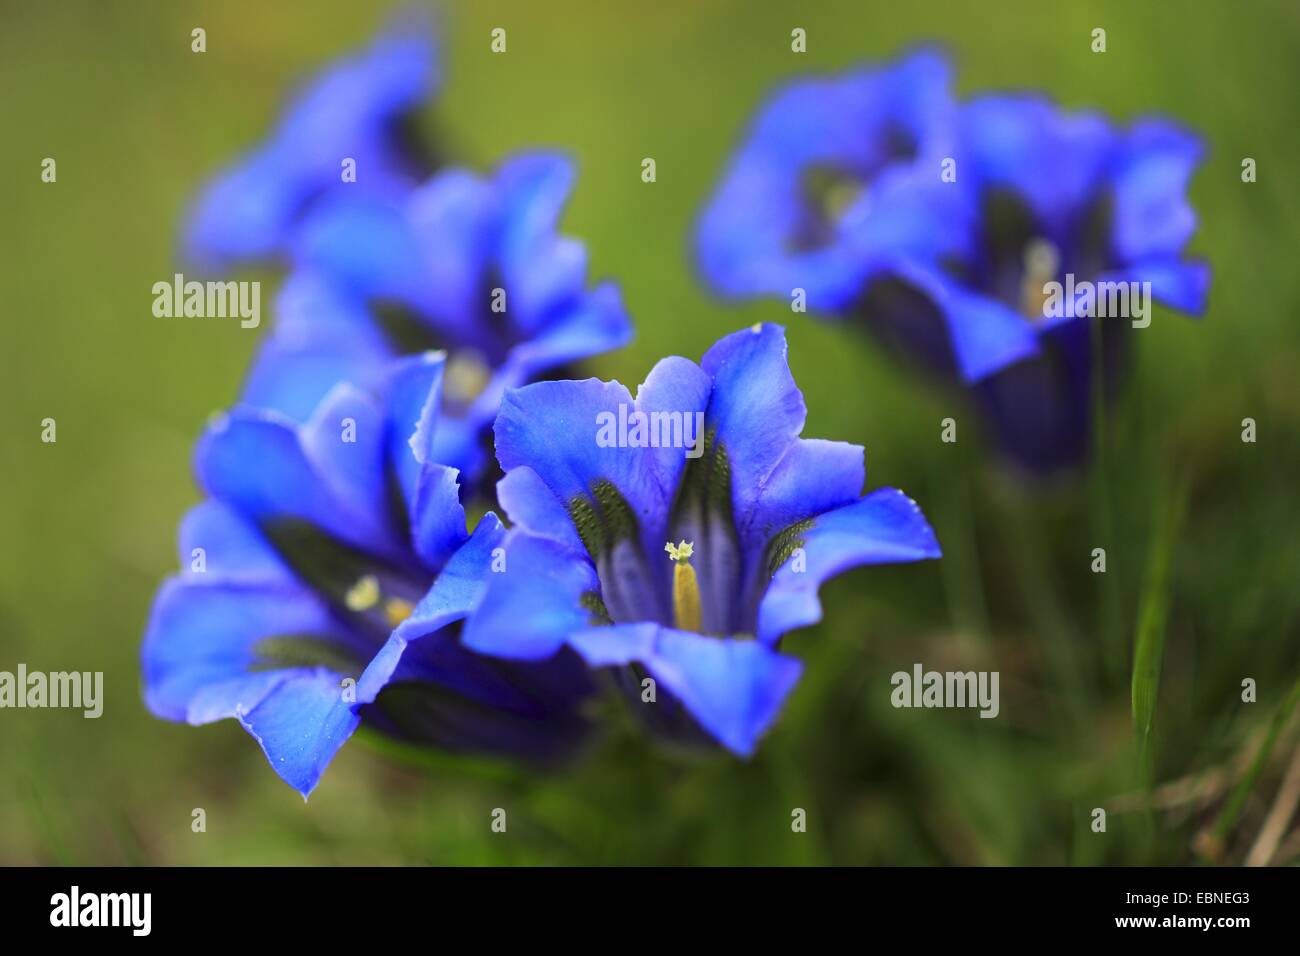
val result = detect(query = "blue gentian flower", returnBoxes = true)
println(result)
[695,50,957,313]
[142,353,594,796]
[185,21,439,272]
[908,95,1211,472]
[699,66,1210,475]
[241,151,632,483]
[456,325,941,755]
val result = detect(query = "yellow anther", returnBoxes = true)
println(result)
[384,597,415,628]
[345,576,413,628]
[1020,238,1062,320]
[344,575,381,612]
[443,350,492,404]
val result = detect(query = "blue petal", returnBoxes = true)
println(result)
[568,623,803,756]
[400,170,498,345]
[184,23,437,271]
[276,27,436,170]
[243,337,382,426]
[409,461,467,571]
[241,273,394,423]
[354,513,596,728]
[177,500,295,586]
[1052,259,1211,328]
[195,411,342,536]
[756,487,941,643]
[737,438,864,557]
[633,354,717,514]
[298,384,398,544]
[358,513,506,702]
[377,352,470,568]
[383,350,495,491]
[957,95,1117,238]
[699,324,806,519]
[142,577,362,796]
[184,148,303,270]
[290,194,426,303]
[496,466,587,554]
[695,50,954,310]
[428,407,490,481]
[892,262,1042,382]
[494,152,575,262]
[196,385,400,558]
[143,578,342,719]
[460,531,601,660]
[697,163,879,311]
[492,152,590,331]
[494,356,712,545]
[749,49,952,166]
[1112,120,1204,263]
[504,282,633,378]
[298,156,587,355]
[383,352,446,504]
[1132,257,1211,316]
[235,671,361,797]
[495,378,636,502]
[840,172,971,275]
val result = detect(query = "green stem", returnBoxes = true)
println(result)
[1090,317,1125,687]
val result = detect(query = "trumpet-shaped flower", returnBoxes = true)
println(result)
[458,325,941,755]
[695,50,957,313]
[185,21,439,272]
[142,353,594,796]
[891,95,1212,472]
[242,152,632,482]
[697,63,1210,473]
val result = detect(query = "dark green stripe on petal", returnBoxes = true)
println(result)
[580,591,613,626]
[765,517,815,578]
[567,478,641,562]
[262,518,421,611]
[672,429,733,521]
[252,633,369,675]
[593,479,639,545]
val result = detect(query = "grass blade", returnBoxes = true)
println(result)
[1131,478,1188,765]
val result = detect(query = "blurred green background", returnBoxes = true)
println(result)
[2,0,1299,865]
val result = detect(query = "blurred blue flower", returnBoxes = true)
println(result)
[142,353,594,797]
[457,324,941,755]
[697,59,1211,474]
[695,49,957,312]
[241,151,632,483]
[871,95,1212,472]
[185,20,439,272]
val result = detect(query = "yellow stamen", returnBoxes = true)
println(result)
[443,350,492,405]
[664,540,694,562]
[666,540,702,633]
[344,575,381,612]
[1019,238,1061,320]
[384,597,415,628]
[345,575,414,628]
